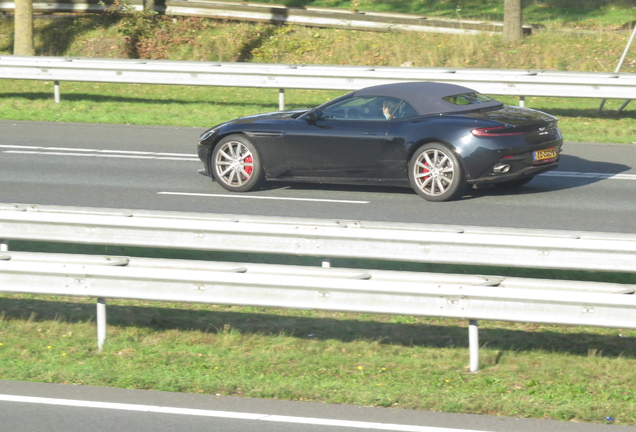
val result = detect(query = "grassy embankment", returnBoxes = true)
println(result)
[2,289,636,425]
[1,0,636,425]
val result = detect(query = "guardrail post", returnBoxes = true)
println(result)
[279,88,285,110]
[599,23,636,113]
[617,99,631,113]
[54,81,60,104]
[322,258,331,268]
[469,319,479,372]
[0,240,7,252]
[97,297,107,350]
[519,96,525,108]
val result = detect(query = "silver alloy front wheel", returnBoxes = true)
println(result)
[409,143,465,202]
[212,135,263,192]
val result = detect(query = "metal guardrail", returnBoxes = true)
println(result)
[2,203,636,272]
[0,0,532,35]
[2,55,635,107]
[0,203,635,372]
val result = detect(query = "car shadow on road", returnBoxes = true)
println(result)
[260,181,414,196]
[466,154,632,200]
[1,297,634,360]
[257,154,632,200]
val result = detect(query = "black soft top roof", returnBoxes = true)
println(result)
[353,82,503,116]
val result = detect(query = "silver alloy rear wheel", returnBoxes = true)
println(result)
[409,143,465,202]
[212,135,263,192]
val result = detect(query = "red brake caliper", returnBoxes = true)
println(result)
[244,155,253,176]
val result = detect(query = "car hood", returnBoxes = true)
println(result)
[200,109,310,142]
[228,109,309,124]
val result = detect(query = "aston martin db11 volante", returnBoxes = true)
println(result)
[197,82,562,202]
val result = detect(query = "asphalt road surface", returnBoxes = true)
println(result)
[2,380,635,432]
[1,120,635,234]
[1,120,636,431]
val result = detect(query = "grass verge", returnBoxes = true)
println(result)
[1,293,635,425]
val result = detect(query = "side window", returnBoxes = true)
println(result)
[321,99,350,120]
[392,101,418,119]
[321,96,403,121]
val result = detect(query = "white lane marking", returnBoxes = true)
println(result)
[43,147,95,152]
[3,151,198,161]
[540,171,636,180]
[159,191,370,204]
[0,145,198,161]
[0,394,479,432]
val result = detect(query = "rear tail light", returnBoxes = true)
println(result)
[470,126,527,137]
[471,123,557,137]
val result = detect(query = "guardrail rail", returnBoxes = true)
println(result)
[0,0,532,35]
[1,203,635,372]
[2,56,636,108]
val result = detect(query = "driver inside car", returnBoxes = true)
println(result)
[382,99,399,120]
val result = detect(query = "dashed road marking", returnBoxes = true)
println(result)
[159,191,370,204]
[0,145,198,161]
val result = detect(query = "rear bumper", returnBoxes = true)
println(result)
[468,141,562,185]
[468,161,558,185]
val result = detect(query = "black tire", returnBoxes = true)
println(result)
[408,142,466,202]
[212,135,264,192]
[493,176,535,189]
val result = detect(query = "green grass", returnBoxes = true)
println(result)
[0,80,340,127]
[1,293,635,424]
[3,15,635,72]
[210,0,636,29]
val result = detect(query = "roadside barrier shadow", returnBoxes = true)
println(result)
[0,92,286,109]
[1,297,633,359]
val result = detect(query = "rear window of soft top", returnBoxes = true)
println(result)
[442,92,494,105]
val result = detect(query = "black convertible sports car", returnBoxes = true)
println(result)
[197,82,562,202]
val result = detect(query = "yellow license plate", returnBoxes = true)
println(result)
[534,147,557,161]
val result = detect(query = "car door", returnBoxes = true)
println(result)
[282,96,394,180]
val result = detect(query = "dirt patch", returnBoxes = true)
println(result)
[73,36,124,58]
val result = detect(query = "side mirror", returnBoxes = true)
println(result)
[305,111,318,124]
